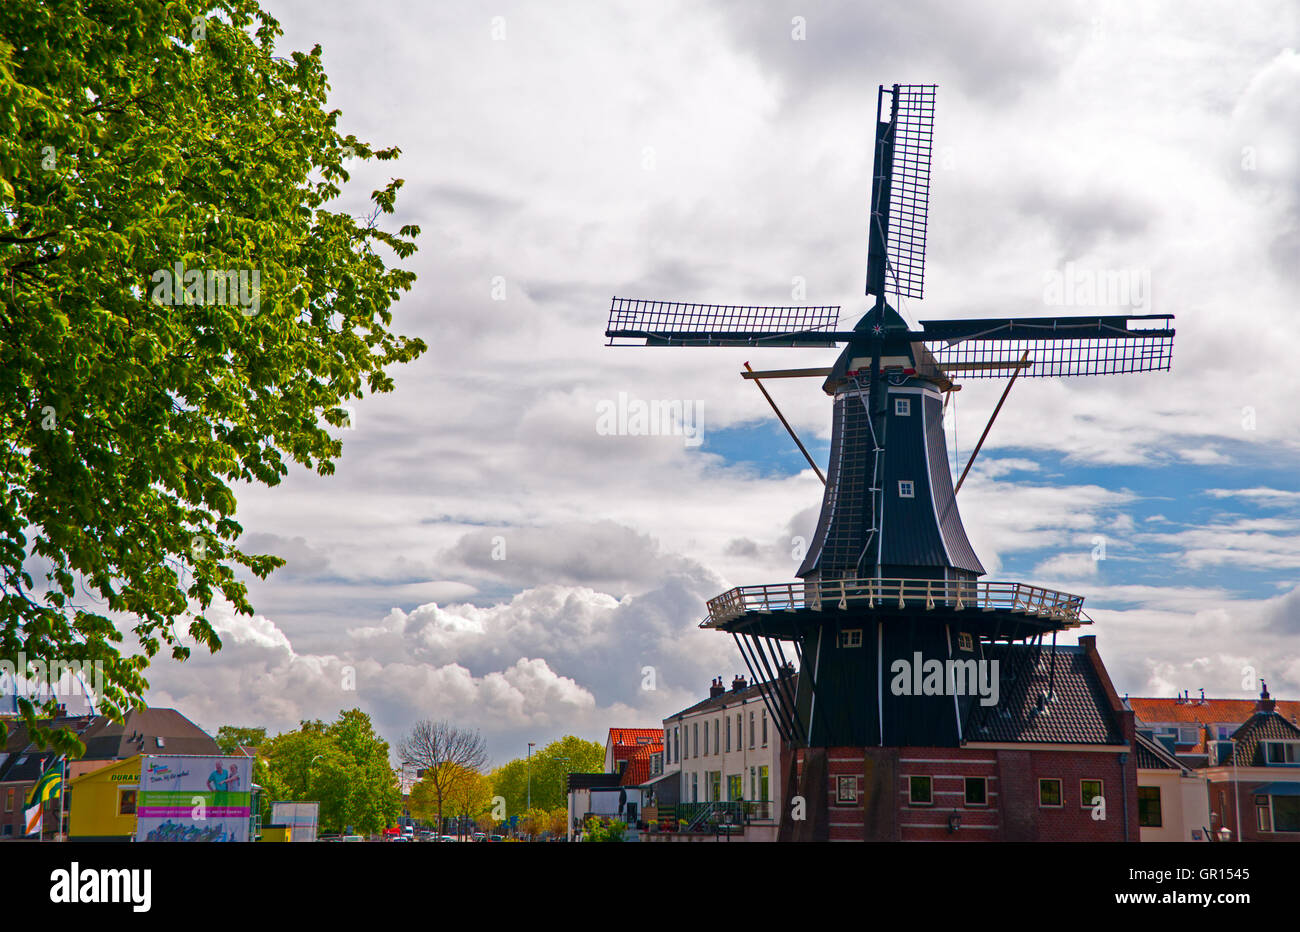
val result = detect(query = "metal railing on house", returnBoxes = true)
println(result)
[703,577,1087,628]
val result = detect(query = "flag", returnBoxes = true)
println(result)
[23,801,43,836]
[27,758,64,807]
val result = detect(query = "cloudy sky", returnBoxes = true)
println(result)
[131,0,1300,766]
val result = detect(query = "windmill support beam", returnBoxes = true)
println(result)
[743,362,826,484]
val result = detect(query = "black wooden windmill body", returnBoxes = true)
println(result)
[606,84,1174,750]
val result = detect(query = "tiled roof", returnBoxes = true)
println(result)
[667,676,799,720]
[1135,731,1185,771]
[1128,697,1300,752]
[1129,697,1300,727]
[0,708,217,783]
[967,645,1124,745]
[607,728,662,747]
[79,708,219,759]
[619,744,662,787]
[1230,711,1300,767]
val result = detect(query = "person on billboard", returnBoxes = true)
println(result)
[207,761,230,810]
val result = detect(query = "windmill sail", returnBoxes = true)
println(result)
[605,297,846,347]
[919,314,1175,378]
[867,84,936,301]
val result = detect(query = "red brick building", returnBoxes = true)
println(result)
[784,636,1140,841]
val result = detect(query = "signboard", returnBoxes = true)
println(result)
[270,801,319,843]
[135,755,253,842]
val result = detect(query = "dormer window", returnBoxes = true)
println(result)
[894,398,911,416]
[1265,742,1300,765]
[898,480,915,499]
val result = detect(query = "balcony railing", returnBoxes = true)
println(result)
[704,577,1087,628]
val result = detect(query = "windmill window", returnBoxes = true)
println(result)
[839,628,863,648]
[898,480,915,499]
[837,776,857,804]
[908,775,932,806]
[894,398,911,416]
[957,632,974,652]
[964,777,987,807]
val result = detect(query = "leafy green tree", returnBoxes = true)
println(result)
[261,710,400,835]
[215,725,266,754]
[0,0,424,753]
[489,735,603,816]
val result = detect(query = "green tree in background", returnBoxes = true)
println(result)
[260,709,400,835]
[0,0,424,754]
[215,725,266,754]
[489,735,604,817]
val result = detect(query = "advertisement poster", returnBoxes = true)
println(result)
[135,755,252,842]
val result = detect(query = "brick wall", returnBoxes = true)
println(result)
[812,745,1136,841]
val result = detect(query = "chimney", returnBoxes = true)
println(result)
[709,677,725,699]
[731,675,748,692]
[1257,681,1276,715]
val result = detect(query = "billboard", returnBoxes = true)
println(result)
[270,801,319,843]
[135,755,253,842]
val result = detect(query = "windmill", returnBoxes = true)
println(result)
[604,85,1174,756]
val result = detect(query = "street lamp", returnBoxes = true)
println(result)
[526,742,535,812]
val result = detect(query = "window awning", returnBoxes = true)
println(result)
[1254,782,1300,796]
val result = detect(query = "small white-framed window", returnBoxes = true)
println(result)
[898,480,915,499]
[1177,726,1198,745]
[894,398,911,416]
[839,628,863,648]
[957,632,974,652]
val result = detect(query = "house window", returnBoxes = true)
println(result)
[837,776,857,804]
[839,628,863,648]
[895,398,911,416]
[1081,780,1103,808]
[726,716,732,752]
[759,766,769,801]
[964,777,987,807]
[691,772,698,803]
[761,710,768,747]
[1038,778,1062,807]
[1268,796,1300,832]
[749,712,755,748]
[119,789,137,816]
[1177,727,1198,745]
[1256,797,1272,832]
[728,774,742,801]
[736,713,742,751]
[909,776,932,806]
[713,719,719,755]
[1137,786,1162,827]
[708,771,721,803]
[1265,742,1300,765]
[750,767,756,799]
[3,788,12,812]
[957,632,974,652]
[898,480,915,499]
[693,723,698,757]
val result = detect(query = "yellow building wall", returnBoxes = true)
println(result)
[260,825,291,842]
[68,756,141,840]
